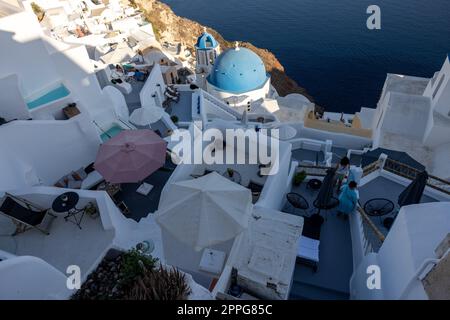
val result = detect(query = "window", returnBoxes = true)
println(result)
[432,74,445,99]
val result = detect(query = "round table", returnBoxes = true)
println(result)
[52,192,79,213]
[363,198,395,226]
[307,179,322,191]
[286,192,309,216]
[52,192,84,229]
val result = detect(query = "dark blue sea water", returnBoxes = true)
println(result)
[162,0,450,113]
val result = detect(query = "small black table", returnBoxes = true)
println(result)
[363,198,395,226]
[307,179,322,191]
[286,192,309,216]
[52,192,84,229]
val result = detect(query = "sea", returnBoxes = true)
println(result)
[161,0,450,113]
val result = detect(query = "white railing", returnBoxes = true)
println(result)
[202,91,241,119]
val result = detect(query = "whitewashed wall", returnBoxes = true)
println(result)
[0,256,71,300]
[0,12,60,98]
[0,74,31,121]
[0,115,101,188]
[140,64,166,109]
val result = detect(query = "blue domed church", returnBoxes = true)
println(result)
[205,42,271,107]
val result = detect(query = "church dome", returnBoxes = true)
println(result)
[207,46,268,94]
[196,31,219,49]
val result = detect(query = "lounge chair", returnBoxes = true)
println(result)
[116,201,131,216]
[0,194,56,236]
[296,213,324,272]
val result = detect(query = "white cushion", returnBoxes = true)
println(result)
[81,171,104,190]
[297,236,320,262]
[136,183,154,196]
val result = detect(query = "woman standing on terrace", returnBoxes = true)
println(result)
[337,181,358,219]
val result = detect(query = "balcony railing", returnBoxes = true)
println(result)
[383,158,450,195]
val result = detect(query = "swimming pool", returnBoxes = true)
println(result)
[101,125,125,142]
[26,84,70,110]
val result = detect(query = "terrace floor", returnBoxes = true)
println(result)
[165,91,193,122]
[114,160,176,221]
[358,176,439,237]
[5,214,114,274]
[283,181,353,300]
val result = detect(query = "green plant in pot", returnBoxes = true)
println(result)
[227,168,234,177]
[293,170,307,186]
[170,115,179,124]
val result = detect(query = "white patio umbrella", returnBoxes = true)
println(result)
[129,107,164,127]
[272,124,297,140]
[155,172,252,250]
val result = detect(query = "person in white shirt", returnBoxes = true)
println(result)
[335,156,350,193]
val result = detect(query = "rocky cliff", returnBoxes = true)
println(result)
[133,0,313,100]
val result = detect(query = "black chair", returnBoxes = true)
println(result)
[286,192,309,216]
[363,198,394,226]
[0,194,56,236]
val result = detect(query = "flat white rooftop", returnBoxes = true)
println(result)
[1,214,114,275]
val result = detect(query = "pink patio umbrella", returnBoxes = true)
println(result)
[95,129,167,183]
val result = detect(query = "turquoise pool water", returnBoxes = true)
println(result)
[27,84,70,110]
[101,125,125,142]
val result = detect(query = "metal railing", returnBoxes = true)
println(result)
[383,158,450,195]
[297,164,331,177]
[362,159,383,177]
[363,157,450,195]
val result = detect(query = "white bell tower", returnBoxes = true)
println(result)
[195,28,220,74]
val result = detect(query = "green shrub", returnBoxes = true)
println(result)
[120,248,158,286]
[293,170,307,186]
[170,115,179,124]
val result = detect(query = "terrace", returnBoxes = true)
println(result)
[112,161,176,221]
[165,91,195,124]
[0,192,115,275]
[358,176,440,239]
[283,157,450,300]
[282,177,353,300]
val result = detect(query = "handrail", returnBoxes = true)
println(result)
[383,158,450,195]
[362,159,382,177]
[399,248,450,300]
[357,206,386,242]
[202,91,241,119]
[385,158,450,185]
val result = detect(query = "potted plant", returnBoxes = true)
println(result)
[227,168,234,177]
[293,170,307,186]
[84,202,99,219]
[170,115,179,124]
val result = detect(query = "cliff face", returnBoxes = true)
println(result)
[133,0,313,100]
